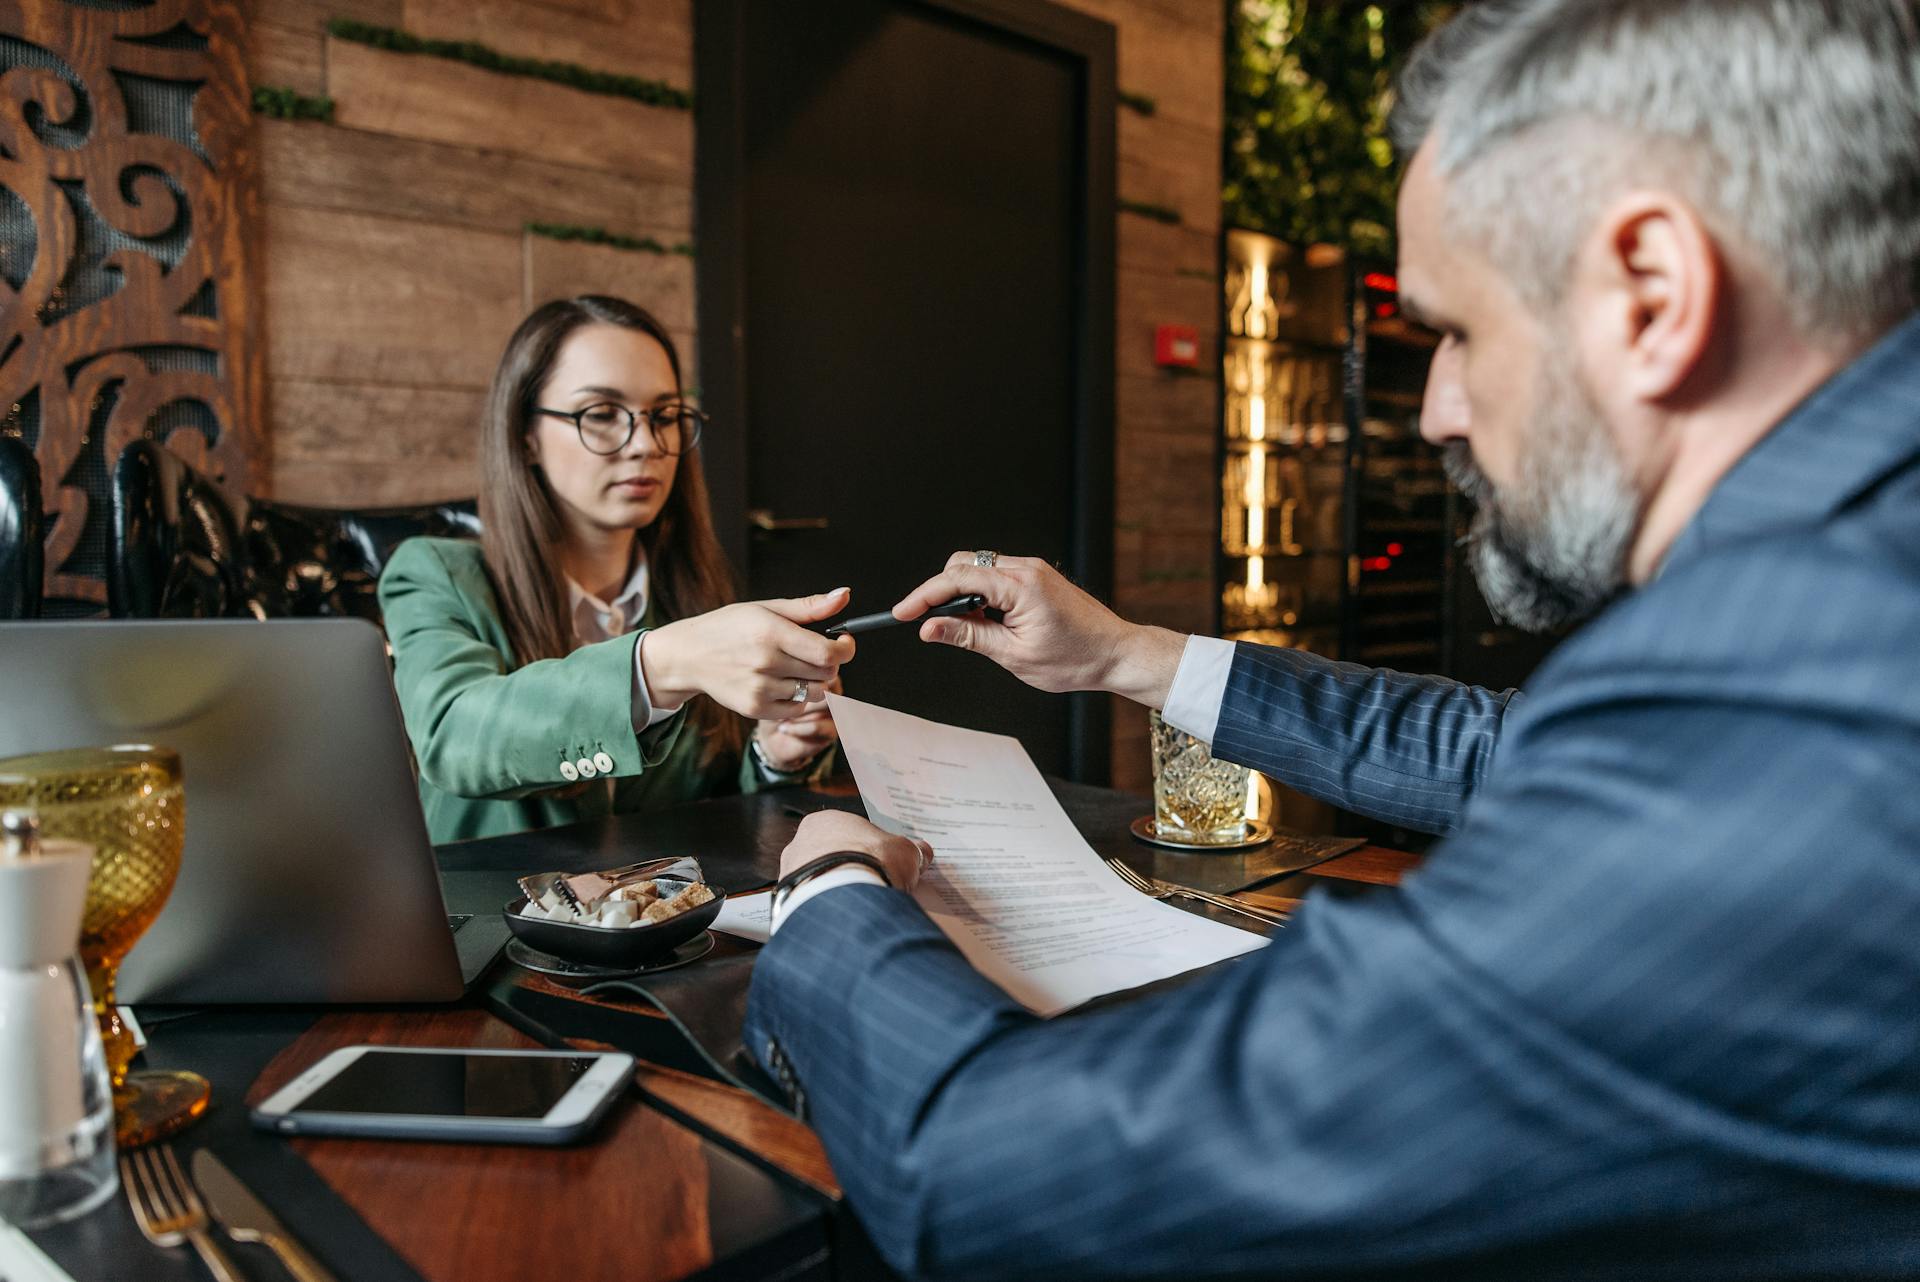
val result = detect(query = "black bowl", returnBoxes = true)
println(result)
[503,887,726,968]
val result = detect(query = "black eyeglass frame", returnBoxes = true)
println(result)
[533,402,708,456]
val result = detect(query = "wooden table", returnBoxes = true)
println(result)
[25,783,1414,1282]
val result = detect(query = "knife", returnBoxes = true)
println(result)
[191,1149,341,1282]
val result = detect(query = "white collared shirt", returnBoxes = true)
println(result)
[563,554,682,732]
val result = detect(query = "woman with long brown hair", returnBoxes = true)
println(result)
[379,295,851,843]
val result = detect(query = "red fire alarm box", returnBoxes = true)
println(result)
[1154,324,1201,369]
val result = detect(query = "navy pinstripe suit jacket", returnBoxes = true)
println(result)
[746,312,1920,1280]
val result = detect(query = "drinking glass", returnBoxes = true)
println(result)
[0,747,208,1147]
[1149,712,1254,845]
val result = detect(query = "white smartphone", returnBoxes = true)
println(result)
[249,1046,635,1145]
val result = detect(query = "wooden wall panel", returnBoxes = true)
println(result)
[249,21,326,94]
[325,40,693,181]
[248,0,698,507]
[1117,216,1216,275]
[403,0,692,90]
[525,238,696,333]
[272,381,481,468]
[275,460,479,507]
[519,0,629,21]
[253,0,401,29]
[258,123,692,237]
[264,206,523,387]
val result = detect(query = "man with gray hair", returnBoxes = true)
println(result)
[747,2,1920,1276]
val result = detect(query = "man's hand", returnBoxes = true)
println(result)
[892,553,1188,707]
[780,810,932,894]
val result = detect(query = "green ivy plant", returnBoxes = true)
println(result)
[525,222,694,257]
[326,19,694,111]
[1223,1,1453,258]
[1118,199,1182,226]
[251,85,335,123]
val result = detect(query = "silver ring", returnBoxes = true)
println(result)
[973,549,999,568]
[791,681,810,703]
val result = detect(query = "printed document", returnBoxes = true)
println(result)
[712,888,773,943]
[826,694,1268,1015]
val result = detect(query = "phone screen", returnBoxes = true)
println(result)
[292,1052,599,1119]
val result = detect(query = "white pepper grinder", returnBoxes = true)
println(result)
[0,811,116,1229]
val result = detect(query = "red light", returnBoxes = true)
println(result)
[1361,556,1393,572]
[1374,301,1397,318]
[1386,542,1404,556]
[1362,271,1398,293]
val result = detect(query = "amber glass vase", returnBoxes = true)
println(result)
[0,746,208,1147]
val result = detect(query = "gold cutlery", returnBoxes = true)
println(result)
[1105,858,1290,928]
[120,1146,244,1282]
[193,1149,339,1282]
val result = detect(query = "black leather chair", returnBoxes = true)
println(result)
[0,435,43,620]
[108,440,481,622]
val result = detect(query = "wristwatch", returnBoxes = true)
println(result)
[770,850,892,917]
[750,734,824,779]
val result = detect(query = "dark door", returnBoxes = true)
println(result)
[697,0,1114,780]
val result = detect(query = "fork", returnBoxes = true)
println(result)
[1105,858,1290,928]
[121,1145,246,1282]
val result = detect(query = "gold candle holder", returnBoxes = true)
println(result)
[0,746,209,1148]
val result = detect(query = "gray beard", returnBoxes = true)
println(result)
[1441,359,1640,634]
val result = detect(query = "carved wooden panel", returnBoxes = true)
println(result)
[0,0,263,609]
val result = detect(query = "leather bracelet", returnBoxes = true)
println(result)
[771,850,891,917]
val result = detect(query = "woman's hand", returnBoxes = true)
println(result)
[641,588,857,721]
[754,677,840,772]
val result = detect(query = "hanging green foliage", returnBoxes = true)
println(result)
[525,222,695,257]
[1118,199,1182,226]
[1223,1,1453,258]
[251,85,335,123]
[326,19,694,111]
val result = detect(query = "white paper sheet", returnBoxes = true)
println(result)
[825,694,1267,1016]
[712,889,774,943]
[0,1226,80,1282]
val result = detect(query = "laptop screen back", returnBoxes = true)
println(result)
[0,619,465,1003]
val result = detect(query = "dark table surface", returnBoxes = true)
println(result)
[437,779,1360,898]
[25,782,1396,1282]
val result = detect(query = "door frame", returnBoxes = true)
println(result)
[694,0,1117,781]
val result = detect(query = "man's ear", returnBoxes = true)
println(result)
[1584,191,1724,403]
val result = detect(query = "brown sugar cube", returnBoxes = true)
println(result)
[641,882,715,924]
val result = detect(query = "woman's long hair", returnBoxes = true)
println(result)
[478,295,745,762]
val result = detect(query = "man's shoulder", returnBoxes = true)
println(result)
[1532,504,1918,721]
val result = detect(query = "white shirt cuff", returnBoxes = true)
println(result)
[1161,635,1236,745]
[770,866,885,933]
[631,631,685,732]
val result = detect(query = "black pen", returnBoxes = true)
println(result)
[817,593,987,638]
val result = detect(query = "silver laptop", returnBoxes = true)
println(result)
[0,619,509,1004]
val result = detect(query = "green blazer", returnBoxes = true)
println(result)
[379,537,800,844]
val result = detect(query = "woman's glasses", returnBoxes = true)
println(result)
[535,402,707,456]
